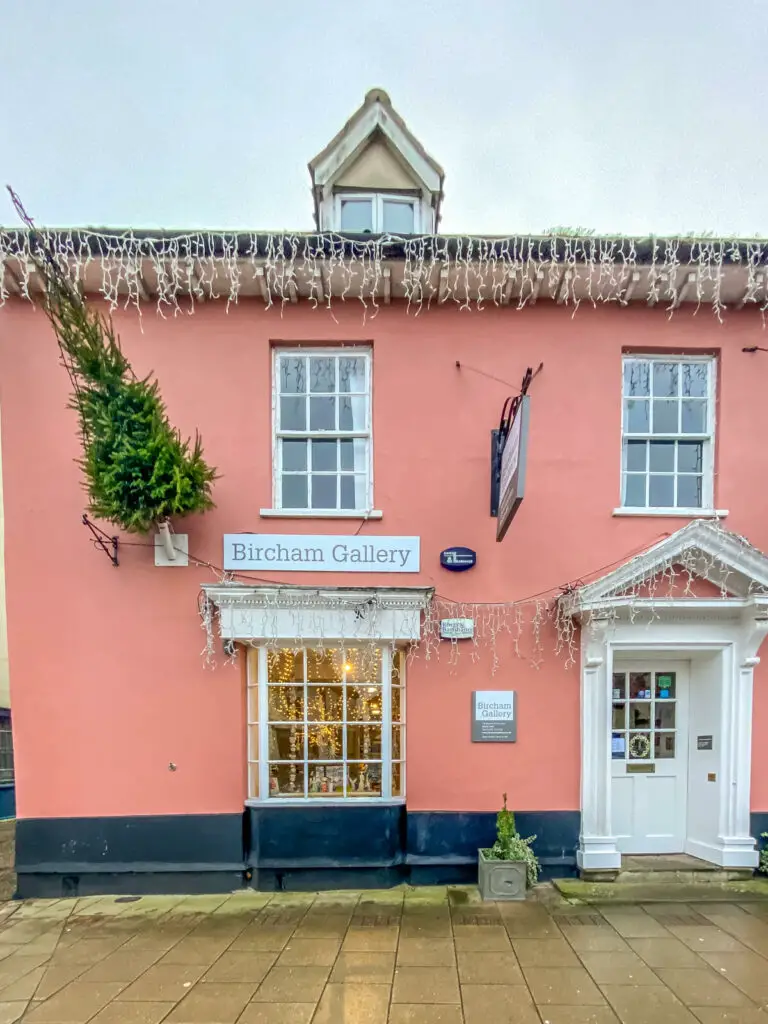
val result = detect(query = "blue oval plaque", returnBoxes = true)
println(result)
[440,547,477,572]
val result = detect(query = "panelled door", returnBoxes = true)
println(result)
[610,662,689,854]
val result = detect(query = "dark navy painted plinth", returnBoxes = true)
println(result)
[0,785,15,821]
[16,807,580,897]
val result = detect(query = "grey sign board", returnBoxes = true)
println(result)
[697,735,714,750]
[471,690,516,742]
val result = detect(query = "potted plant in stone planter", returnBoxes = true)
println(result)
[478,793,539,901]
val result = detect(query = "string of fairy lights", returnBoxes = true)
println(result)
[2,229,767,320]
[199,520,768,676]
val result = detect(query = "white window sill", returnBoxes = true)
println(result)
[260,508,383,520]
[612,507,728,518]
[245,797,405,807]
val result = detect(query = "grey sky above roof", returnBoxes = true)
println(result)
[2,0,766,237]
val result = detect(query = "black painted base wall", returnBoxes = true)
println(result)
[15,807,581,897]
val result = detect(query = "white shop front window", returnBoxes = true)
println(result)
[247,645,405,803]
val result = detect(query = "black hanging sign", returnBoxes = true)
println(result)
[440,547,477,572]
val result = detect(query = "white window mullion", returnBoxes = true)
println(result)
[381,647,392,800]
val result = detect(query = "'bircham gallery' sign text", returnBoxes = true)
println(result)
[223,535,420,572]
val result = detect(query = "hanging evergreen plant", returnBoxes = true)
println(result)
[8,188,217,534]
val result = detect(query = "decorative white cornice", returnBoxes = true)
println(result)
[565,521,768,619]
[201,584,433,613]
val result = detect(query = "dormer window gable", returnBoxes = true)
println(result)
[309,89,444,235]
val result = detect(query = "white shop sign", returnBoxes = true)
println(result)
[440,618,475,639]
[223,534,420,573]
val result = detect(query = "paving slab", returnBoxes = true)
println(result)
[0,888,766,1021]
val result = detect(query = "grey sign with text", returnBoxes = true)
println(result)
[471,690,517,742]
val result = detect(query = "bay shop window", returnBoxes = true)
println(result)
[247,645,405,801]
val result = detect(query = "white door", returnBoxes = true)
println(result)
[610,662,689,854]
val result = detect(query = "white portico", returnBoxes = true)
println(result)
[563,520,768,873]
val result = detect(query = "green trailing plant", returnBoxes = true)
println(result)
[8,187,216,534]
[483,792,540,886]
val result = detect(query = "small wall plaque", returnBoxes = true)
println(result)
[471,691,516,742]
[440,618,475,640]
[697,735,714,751]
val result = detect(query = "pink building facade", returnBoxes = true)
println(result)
[2,92,768,895]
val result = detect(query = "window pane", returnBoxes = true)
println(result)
[392,726,402,760]
[624,399,649,432]
[344,647,381,683]
[347,725,382,759]
[392,762,403,796]
[612,673,626,699]
[348,762,382,796]
[340,199,374,232]
[348,686,383,721]
[268,687,304,721]
[656,672,676,698]
[629,703,652,729]
[678,442,703,473]
[624,440,646,472]
[268,724,305,760]
[307,725,344,760]
[340,474,367,510]
[629,732,651,760]
[656,704,676,729]
[649,441,675,471]
[269,763,304,797]
[392,687,401,721]
[311,474,337,509]
[612,703,626,729]
[655,733,676,759]
[624,361,650,397]
[268,649,304,683]
[307,685,343,721]
[339,395,367,430]
[623,473,646,506]
[307,648,343,683]
[311,439,337,471]
[280,396,306,430]
[339,358,367,393]
[309,396,336,431]
[652,400,678,433]
[280,357,305,394]
[682,362,708,397]
[282,439,307,471]
[308,765,344,796]
[630,673,652,698]
[677,475,703,508]
[382,200,415,234]
[652,362,679,398]
[681,399,707,433]
[309,357,335,393]
[282,474,308,509]
[649,474,674,507]
[340,438,368,471]
[612,732,626,759]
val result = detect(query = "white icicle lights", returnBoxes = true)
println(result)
[1,229,767,319]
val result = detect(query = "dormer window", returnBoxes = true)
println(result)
[338,193,417,234]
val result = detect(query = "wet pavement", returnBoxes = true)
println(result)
[1,888,768,1022]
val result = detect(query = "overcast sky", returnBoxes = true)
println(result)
[1,0,766,237]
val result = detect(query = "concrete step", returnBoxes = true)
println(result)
[580,854,754,885]
[553,876,768,903]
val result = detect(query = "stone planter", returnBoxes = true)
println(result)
[478,848,528,901]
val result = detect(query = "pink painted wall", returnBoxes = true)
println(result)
[2,298,768,818]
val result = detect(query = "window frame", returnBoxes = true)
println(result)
[336,192,420,234]
[271,346,374,516]
[619,354,717,514]
[246,645,406,806]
